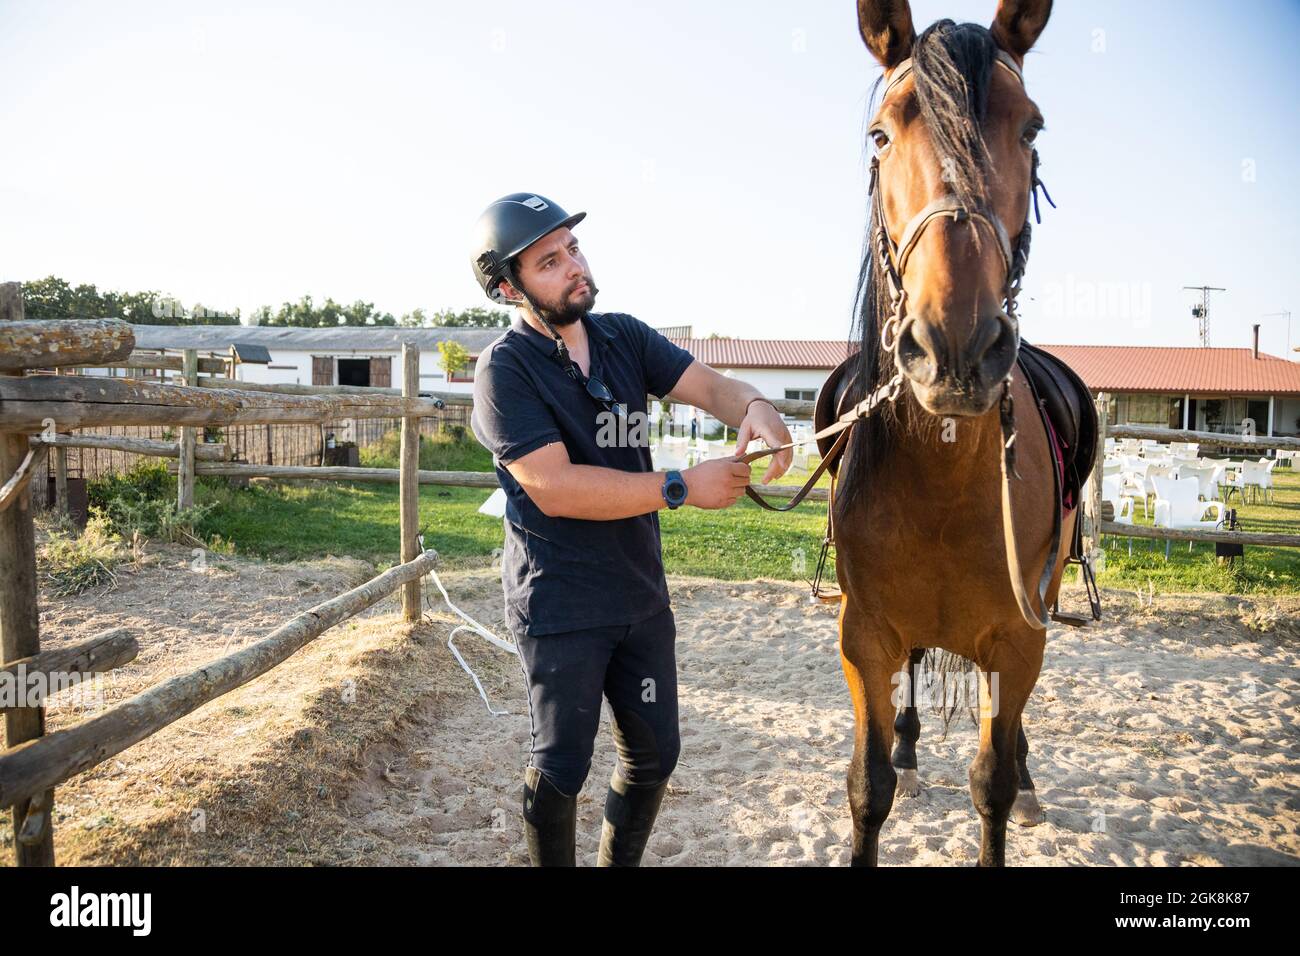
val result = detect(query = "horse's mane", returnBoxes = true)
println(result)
[833,19,1002,521]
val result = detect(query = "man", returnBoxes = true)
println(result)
[468,192,793,866]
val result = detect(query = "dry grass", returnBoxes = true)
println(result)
[1,540,490,866]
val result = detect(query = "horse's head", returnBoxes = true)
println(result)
[859,0,1052,417]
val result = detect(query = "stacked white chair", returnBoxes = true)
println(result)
[1152,475,1227,558]
[1101,474,1136,555]
[1120,457,1151,516]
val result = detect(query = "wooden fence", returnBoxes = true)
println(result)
[0,286,449,866]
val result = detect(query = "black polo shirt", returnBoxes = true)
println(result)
[470,311,696,637]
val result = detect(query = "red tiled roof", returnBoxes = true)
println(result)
[669,336,1300,396]
[1035,345,1300,396]
[666,338,857,369]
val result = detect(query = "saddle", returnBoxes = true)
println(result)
[811,342,1101,624]
[814,342,1094,494]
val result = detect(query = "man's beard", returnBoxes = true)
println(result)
[520,275,599,328]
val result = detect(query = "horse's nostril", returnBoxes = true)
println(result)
[975,315,1018,382]
[896,320,941,385]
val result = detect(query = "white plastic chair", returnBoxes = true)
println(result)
[1152,475,1226,558]
[1141,463,1178,515]
[651,437,691,471]
[1101,474,1135,555]
[478,488,507,518]
[1228,460,1270,504]
[1175,464,1220,501]
[1120,457,1151,516]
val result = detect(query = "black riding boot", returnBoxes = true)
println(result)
[596,770,669,867]
[521,766,576,867]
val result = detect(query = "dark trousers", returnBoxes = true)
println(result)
[513,605,680,797]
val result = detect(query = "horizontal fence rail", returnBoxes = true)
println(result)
[1108,424,1300,451]
[0,549,440,812]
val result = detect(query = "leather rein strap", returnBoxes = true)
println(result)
[738,373,903,512]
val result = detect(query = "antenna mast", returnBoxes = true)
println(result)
[1183,285,1226,346]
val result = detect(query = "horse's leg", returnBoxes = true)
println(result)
[1010,717,1045,826]
[840,602,904,867]
[892,646,926,797]
[968,634,1044,866]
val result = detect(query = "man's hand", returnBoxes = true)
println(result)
[734,400,794,484]
[683,458,752,509]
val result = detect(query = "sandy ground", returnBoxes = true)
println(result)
[6,546,1298,866]
[354,571,1300,866]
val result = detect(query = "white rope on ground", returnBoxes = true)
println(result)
[421,564,517,717]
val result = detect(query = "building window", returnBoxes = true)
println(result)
[449,355,478,383]
[785,388,816,402]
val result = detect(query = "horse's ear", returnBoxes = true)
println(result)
[858,0,915,71]
[990,0,1052,62]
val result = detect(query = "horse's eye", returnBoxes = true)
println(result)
[870,128,891,152]
[1022,124,1043,147]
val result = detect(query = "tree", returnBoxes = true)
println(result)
[430,307,511,328]
[20,275,238,325]
[437,340,471,381]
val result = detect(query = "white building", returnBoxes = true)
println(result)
[127,325,502,394]
[118,325,852,432]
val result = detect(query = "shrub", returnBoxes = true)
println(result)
[40,515,124,596]
[87,459,214,544]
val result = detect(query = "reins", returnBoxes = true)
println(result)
[738,372,903,511]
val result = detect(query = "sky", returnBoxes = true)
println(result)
[2,0,1298,357]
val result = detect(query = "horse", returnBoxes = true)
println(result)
[826,0,1095,866]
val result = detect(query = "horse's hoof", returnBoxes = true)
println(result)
[896,768,921,797]
[1011,788,1045,827]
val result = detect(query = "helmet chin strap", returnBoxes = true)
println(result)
[502,263,585,384]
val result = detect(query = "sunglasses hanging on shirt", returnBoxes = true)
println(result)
[504,262,625,419]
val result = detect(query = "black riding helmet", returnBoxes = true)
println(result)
[470,193,587,305]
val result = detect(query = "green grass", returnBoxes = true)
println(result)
[180,435,1296,595]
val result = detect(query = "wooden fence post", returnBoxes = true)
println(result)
[400,344,421,621]
[0,281,56,865]
[1086,391,1108,572]
[53,434,68,517]
[177,349,198,509]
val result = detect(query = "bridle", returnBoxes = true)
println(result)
[741,47,1066,631]
[870,48,1053,358]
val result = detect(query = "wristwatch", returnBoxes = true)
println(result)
[661,470,688,510]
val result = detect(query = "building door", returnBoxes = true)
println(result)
[1246,398,1270,435]
[337,358,371,387]
[312,356,333,386]
[369,356,392,388]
